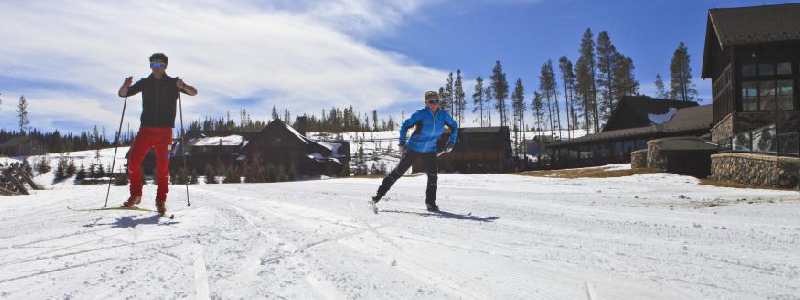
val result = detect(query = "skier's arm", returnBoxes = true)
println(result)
[444,112,459,144]
[119,78,142,98]
[176,78,198,96]
[399,112,421,145]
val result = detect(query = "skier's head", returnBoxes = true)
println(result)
[149,53,168,77]
[425,91,440,111]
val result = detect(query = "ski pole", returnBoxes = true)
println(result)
[178,91,190,206]
[104,97,127,207]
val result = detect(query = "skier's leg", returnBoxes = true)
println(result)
[375,149,417,198]
[423,152,438,206]
[152,128,171,202]
[127,128,153,200]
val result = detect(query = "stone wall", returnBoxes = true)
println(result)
[646,140,666,171]
[631,149,648,169]
[710,152,800,189]
[711,113,734,144]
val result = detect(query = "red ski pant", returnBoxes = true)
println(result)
[128,126,172,201]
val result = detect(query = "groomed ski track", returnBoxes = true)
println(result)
[0,173,798,299]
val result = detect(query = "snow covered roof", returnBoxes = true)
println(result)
[191,135,244,146]
[648,108,677,125]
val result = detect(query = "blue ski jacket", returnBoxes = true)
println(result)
[400,108,459,153]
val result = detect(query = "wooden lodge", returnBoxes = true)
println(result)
[547,96,714,169]
[702,3,800,188]
[413,126,512,173]
[0,136,46,157]
[238,120,350,178]
[703,3,800,156]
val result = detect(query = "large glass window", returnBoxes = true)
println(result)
[777,80,794,110]
[741,64,757,77]
[636,140,648,150]
[733,132,751,152]
[759,81,776,111]
[752,124,777,154]
[624,140,635,153]
[742,81,758,111]
[758,63,775,76]
[778,132,799,157]
[777,62,792,75]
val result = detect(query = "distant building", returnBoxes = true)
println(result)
[548,96,713,169]
[239,120,350,178]
[0,136,46,157]
[702,3,800,188]
[414,126,512,173]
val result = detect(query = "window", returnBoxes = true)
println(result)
[752,124,777,154]
[759,81,776,111]
[777,80,794,110]
[733,132,751,152]
[636,140,648,150]
[758,63,775,76]
[777,62,792,75]
[741,64,757,77]
[778,132,799,156]
[624,140,635,153]
[742,81,758,111]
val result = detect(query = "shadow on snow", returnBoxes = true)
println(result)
[380,209,499,222]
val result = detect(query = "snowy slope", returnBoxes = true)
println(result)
[1,172,799,299]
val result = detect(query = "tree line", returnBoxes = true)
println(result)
[437,28,698,155]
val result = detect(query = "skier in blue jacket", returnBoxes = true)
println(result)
[372,91,458,212]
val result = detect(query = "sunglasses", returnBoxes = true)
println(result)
[149,62,166,67]
[427,99,440,104]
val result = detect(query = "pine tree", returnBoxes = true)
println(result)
[204,164,217,184]
[67,159,77,176]
[190,169,199,185]
[576,28,599,133]
[596,31,619,123]
[272,105,279,120]
[453,69,466,124]
[17,95,29,133]
[531,91,544,133]
[669,42,698,101]
[511,78,526,157]
[490,61,510,127]
[540,60,561,138]
[444,72,454,112]
[75,164,87,181]
[612,54,639,100]
[558,56,577,138]
[484,86,493,126]
[472,76,486,127]
[654,73,668,98]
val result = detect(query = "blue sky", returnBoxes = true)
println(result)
[0,0,791,135]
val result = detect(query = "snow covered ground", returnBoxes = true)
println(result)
[1,169,799,299]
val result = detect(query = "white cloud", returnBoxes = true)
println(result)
[0,0,446,132]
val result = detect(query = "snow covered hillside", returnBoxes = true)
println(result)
[1,171,798,299]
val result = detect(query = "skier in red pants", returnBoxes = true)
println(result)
[117,53,197,215]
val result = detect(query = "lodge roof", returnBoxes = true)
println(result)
[703,3,800,78]
[708,3,800,47]
[460,127,509,133]
[602,96,698,132]
[550,105,713,147]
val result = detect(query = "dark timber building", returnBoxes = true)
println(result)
[704,3,800,155]
[703,3,800,188]
[547,96,713,169]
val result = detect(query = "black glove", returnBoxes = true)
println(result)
[398,140,406,149]
[443,142,455,153]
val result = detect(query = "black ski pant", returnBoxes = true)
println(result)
[376,149,438,204]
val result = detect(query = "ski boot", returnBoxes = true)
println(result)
[122,196,142,208]
[155,199,167,216]
[426,203,440,213]
[371,195,382,204]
